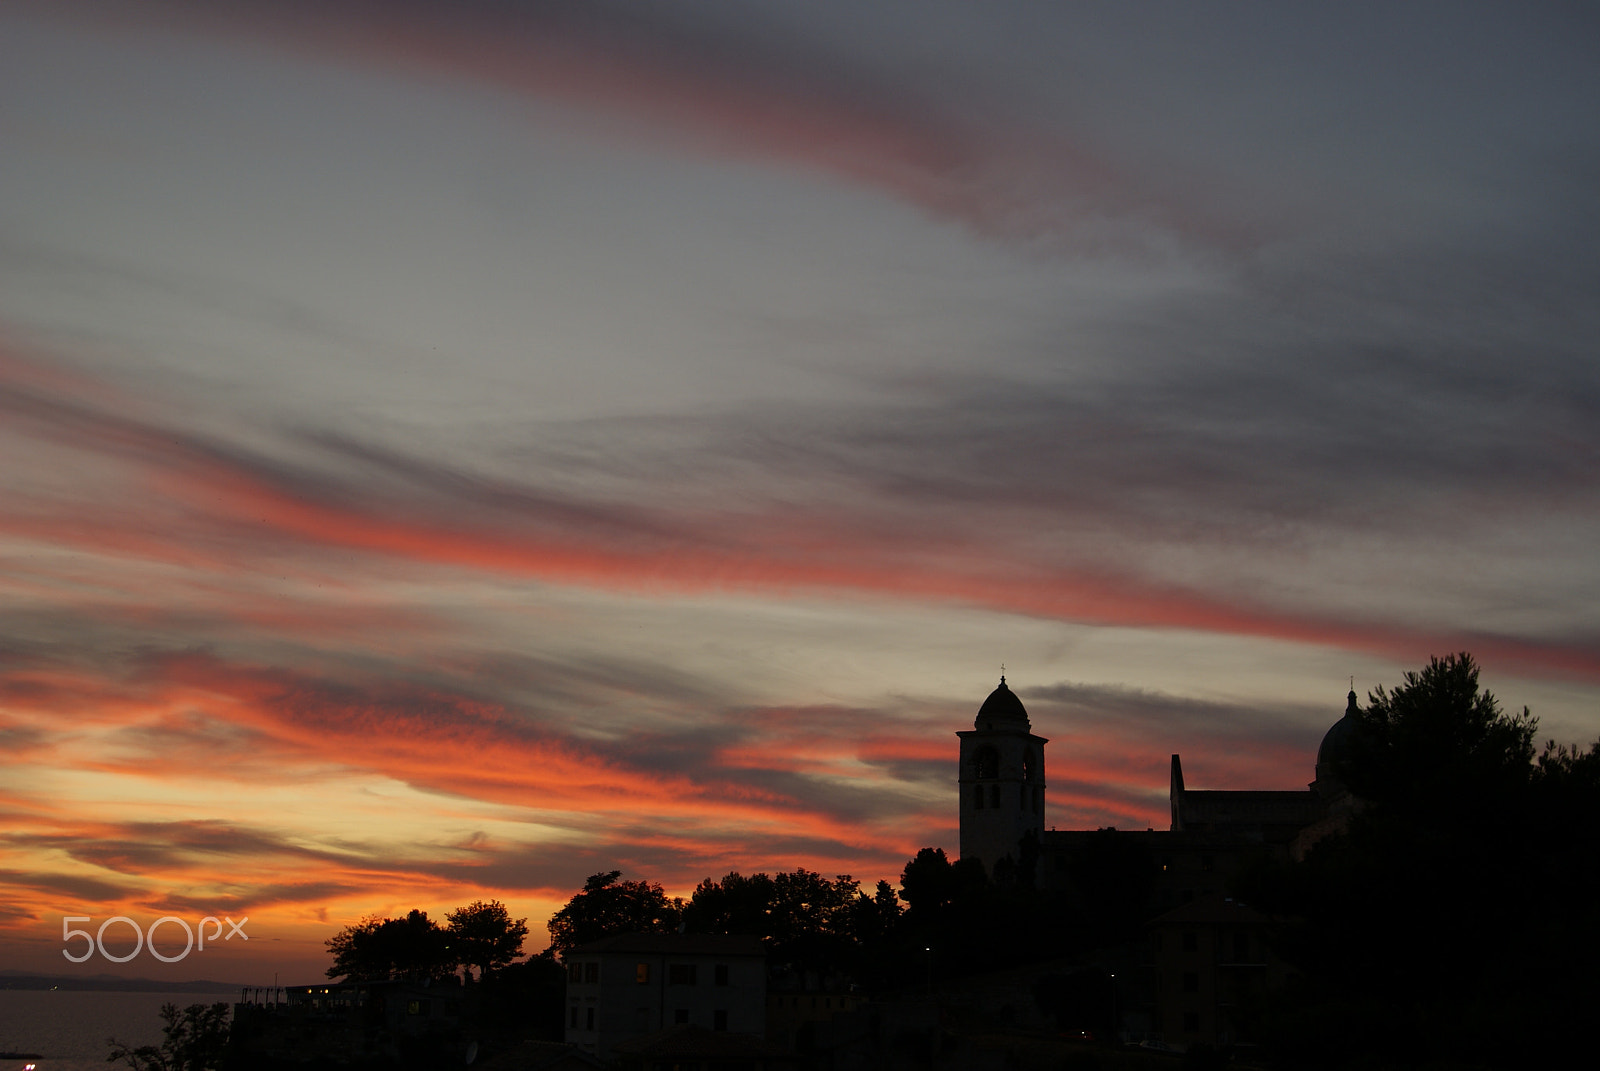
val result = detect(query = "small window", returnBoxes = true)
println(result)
[989,784,1000,808]
[635,962,649,984]
[674,1008,689,1025]
[715,964,729,986]
[585,962,599,984]
[1183,972,1199,993]
[669,964,698,985]
[1183,1011,1199,1033]
[714,1009,728,1032]
[1201,854,1215,873]
[570,1006,578,1028]
[567,961,581,983]
[1183,930,1197,952]
[585,1007,595,1030]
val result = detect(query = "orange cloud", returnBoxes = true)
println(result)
[5,343,1597,690]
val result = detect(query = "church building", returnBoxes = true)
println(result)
[957,677,1362,905]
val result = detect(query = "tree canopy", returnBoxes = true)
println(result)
[325,900,528,982]
[1339,651,1537,817]
[325,908,456,982]
[447,898,529,979]
[681,868,902,978]
[544,871,683,956]
[1241,652,1600,1069]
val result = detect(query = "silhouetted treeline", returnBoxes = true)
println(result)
[542,851,1151,992]
[1238,653,1600,1070]
[325,899,528,982]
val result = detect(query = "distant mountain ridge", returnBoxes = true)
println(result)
[0,969,239,993]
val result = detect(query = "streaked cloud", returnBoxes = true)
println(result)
[1,1,1596,980]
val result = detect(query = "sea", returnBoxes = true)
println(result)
[0,990,235,1071]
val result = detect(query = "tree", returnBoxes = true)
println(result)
[1238,653,1600,1069]
[683,870,777,938]
[447,898,528,979]
[108,1002,229,1071]
[897,847,985,921]
[1339,651,1537,819]
[684,868,905,983]
[545,871,682,956]
[325,908,457,982]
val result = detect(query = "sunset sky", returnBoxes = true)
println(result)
[2,1,1598,983]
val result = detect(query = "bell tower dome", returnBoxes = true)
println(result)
[957,675,1049,877]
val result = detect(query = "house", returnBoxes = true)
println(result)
[1147,895,1291,1048]
[563,932,765,1062]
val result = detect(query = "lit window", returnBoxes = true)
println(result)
[635,962,649,984]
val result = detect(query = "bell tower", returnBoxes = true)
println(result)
[957,675,1048,876]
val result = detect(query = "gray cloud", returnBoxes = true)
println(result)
[1021,681,1332,753]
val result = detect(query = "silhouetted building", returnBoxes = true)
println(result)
[1148,895,1290,1048]
[958,678,1363,895]
[230,979,470,1064]
[610,1024,781,1071]
[563,932,765,1062]
[957,674,1048,880]
[766,982,864,1057]
[948,679,1362,1048]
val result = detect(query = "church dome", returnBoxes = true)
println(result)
[1315,690,1361,780]
[976,677,1030,730]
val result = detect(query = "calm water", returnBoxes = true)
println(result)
[0,991,233,1071]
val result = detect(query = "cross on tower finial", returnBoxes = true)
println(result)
[1000,662,1006,684]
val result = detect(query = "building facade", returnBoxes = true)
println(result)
[563,932,765,1062]
[1148,895,1292,1048]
